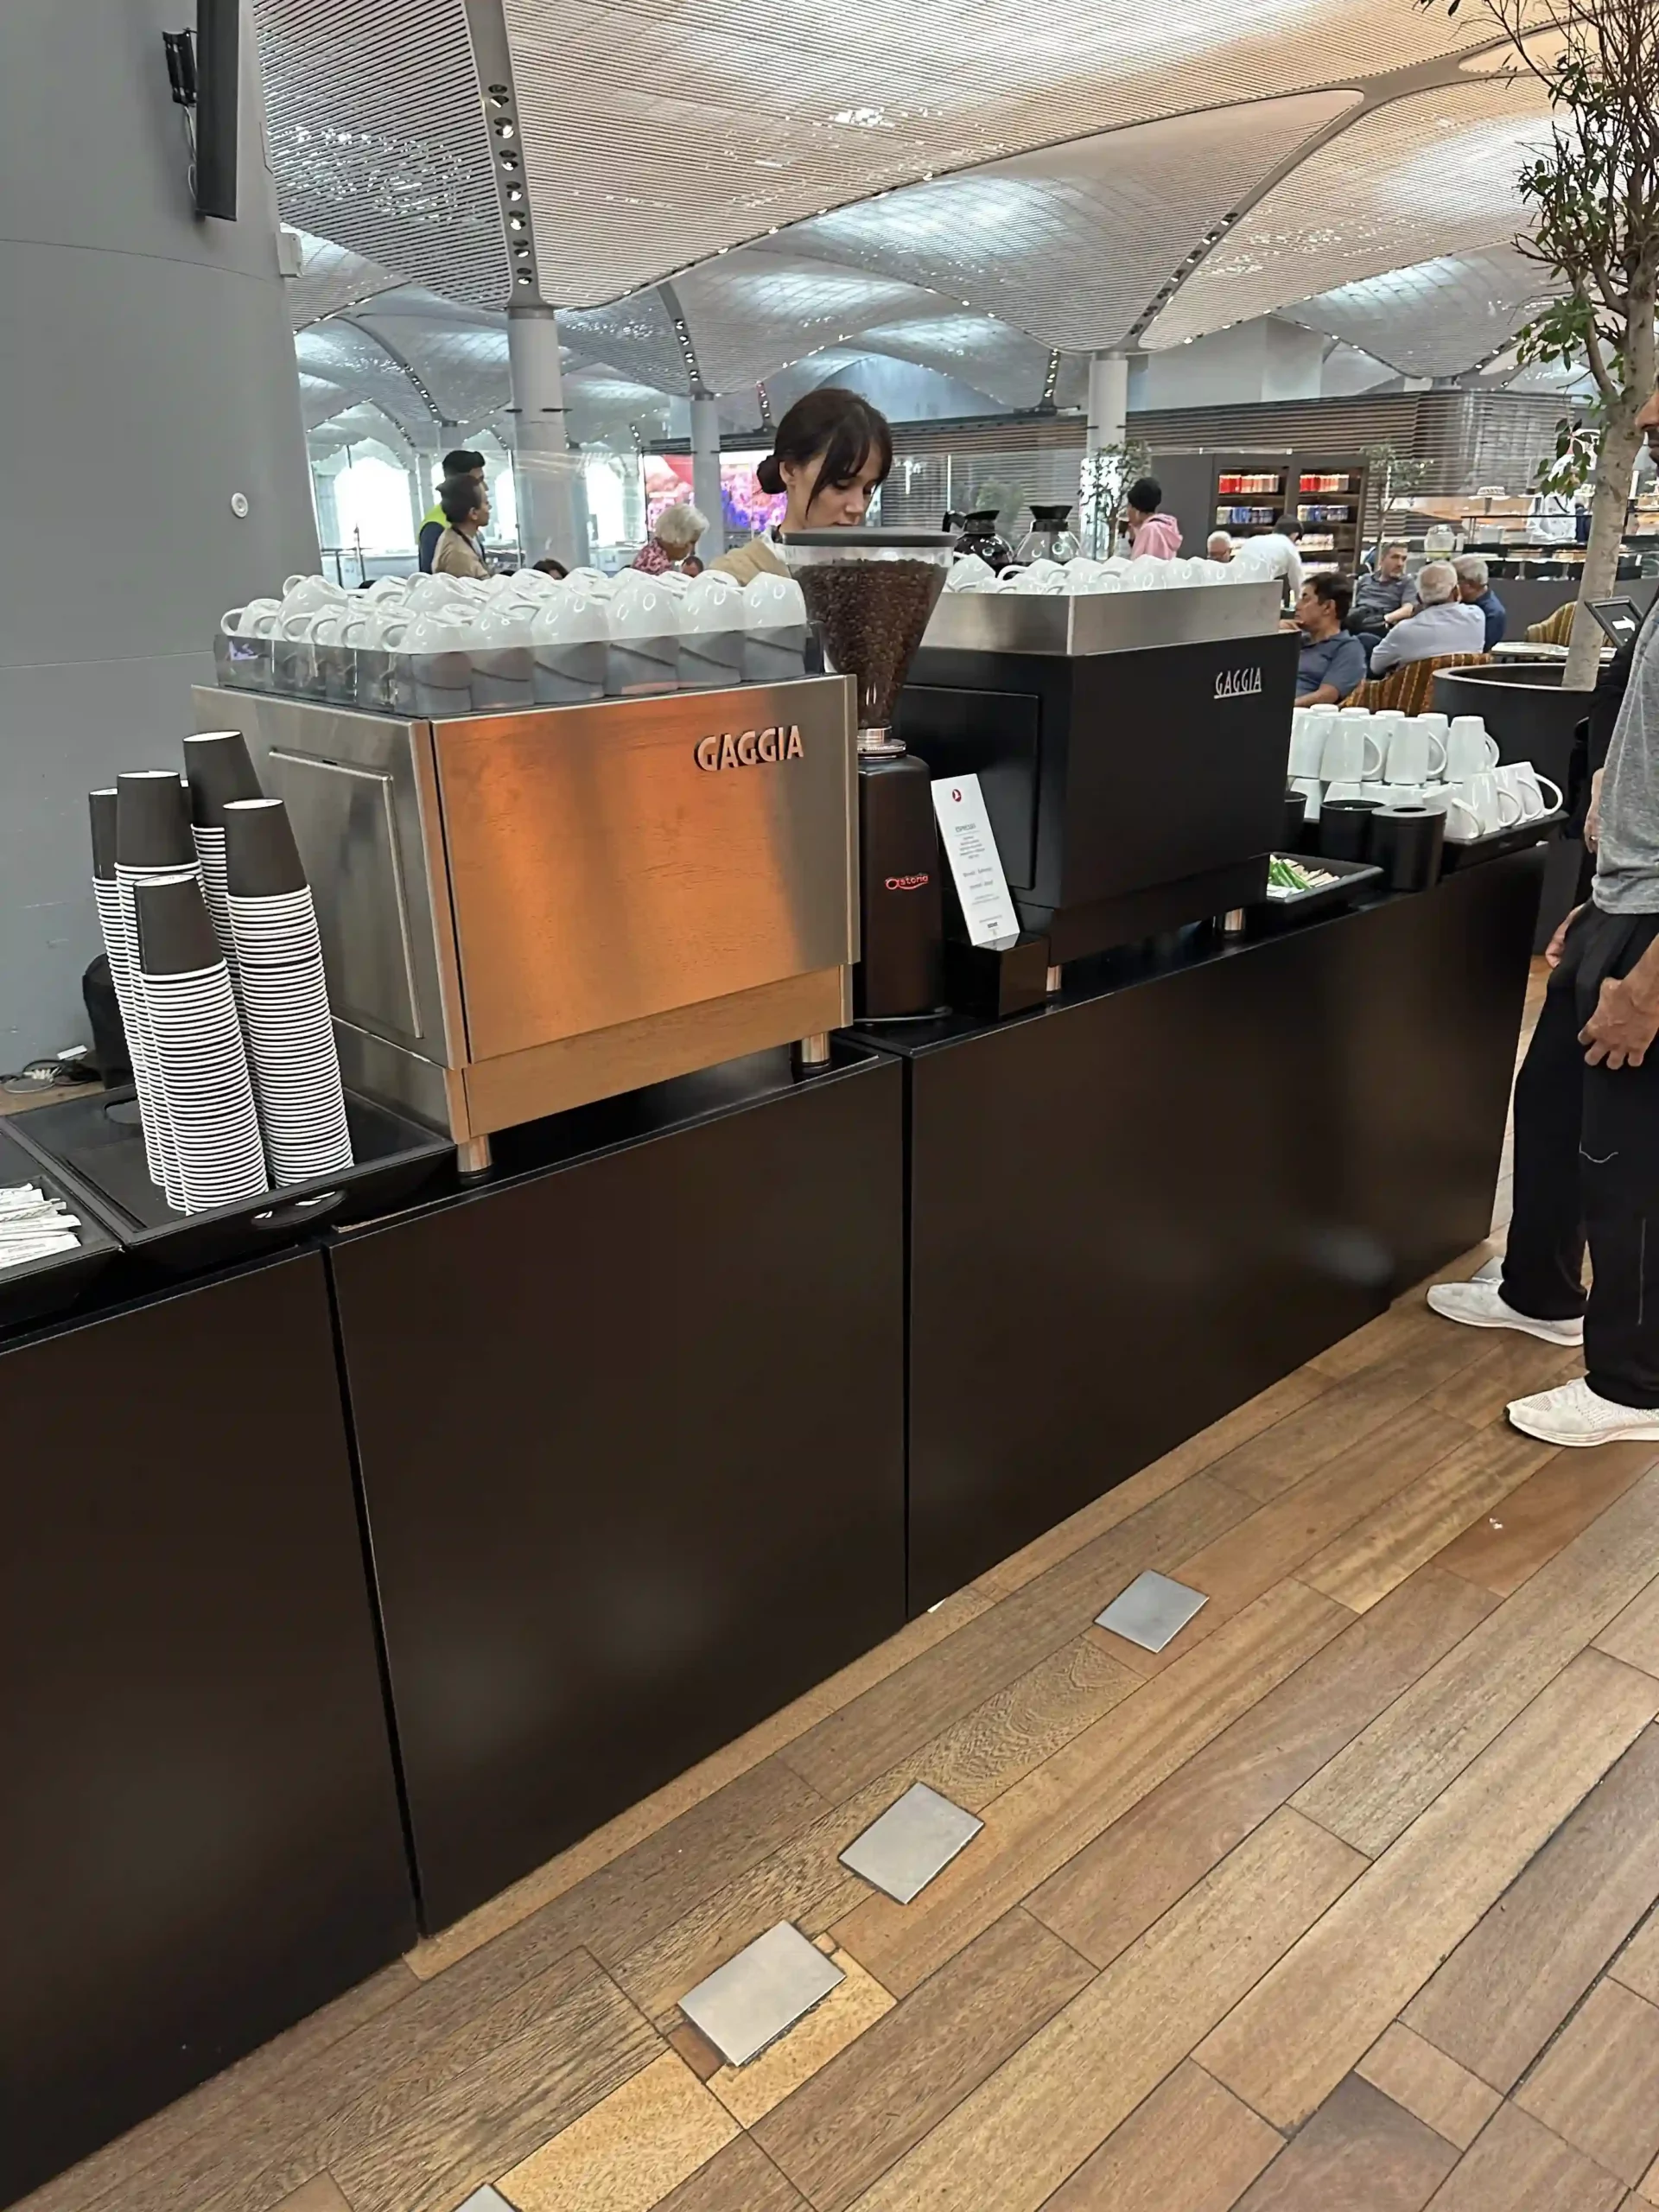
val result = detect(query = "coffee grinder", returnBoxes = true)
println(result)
[781,529,954,1019]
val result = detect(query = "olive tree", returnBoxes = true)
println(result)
[1446,0,1659,687]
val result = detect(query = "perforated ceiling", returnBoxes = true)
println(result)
[498,0,1504,301]
[779,92,1361,351]
[1144,79,1554,348]
[674,259,956,392]
[1279,245,1560,377]
[257,0,513,305]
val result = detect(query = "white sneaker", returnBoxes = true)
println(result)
[1427,1278,1584,1347]
[1508,1376,1659,1448]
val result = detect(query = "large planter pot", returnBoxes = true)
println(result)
[1435,662,1591,951]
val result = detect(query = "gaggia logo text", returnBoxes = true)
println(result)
[886,873,931,891]
[1215,667,1264,700]
[695,724,804,770]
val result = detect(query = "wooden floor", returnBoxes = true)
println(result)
[32,970,1659,2212]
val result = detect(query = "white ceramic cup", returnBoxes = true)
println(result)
[1455,772,1522,835]
[1321,720,1385,783]
[222,597,282,637]
[1446,717,1500,779]
[1287,711,1326,778]
[1497,763,1565,821]
[1387,716,1449,785]
[1288,774,1323,820]
[1441,796,1484,842]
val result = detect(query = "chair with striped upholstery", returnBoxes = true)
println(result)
[1339,652,1492,713]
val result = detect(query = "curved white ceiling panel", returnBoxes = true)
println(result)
[294,322,441,437]
[558,291,690,391]
[1146,79,1552,346]
[677,258,961,390]
[774,91,1360,350]
[285,229,409,327]
[847,315,1053,408]
[257,0,513,306]
[1278,245,1560,375]
[351,320,513,427]
[500,0,1497,301]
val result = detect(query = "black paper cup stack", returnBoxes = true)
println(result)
[89,785,154,1154]
[114,770,200,1207]
[183,730,264,995]
[225,798,353,1184]
[133,876,268,1211]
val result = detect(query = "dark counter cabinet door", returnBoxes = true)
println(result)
[0,1249,416,2207]
[328,1054,906,1932]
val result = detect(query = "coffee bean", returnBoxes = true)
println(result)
[796,559,945,731]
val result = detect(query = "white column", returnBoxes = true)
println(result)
[1085,353,1128,451]
[506,303,584,566]
[690,395,725,560]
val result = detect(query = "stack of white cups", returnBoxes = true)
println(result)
[183,729,264,1011]
[112,769,201,1210]
[132,874,268,1212]
[225,798,354,1183]
[1287,705,1564,842]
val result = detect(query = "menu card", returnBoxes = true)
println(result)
[931,775,1020,951]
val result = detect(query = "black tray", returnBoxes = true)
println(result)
[6,1089,454,1277]
[1252,852,1383,925]
[0,1119,120,1334]
[1439,807,1566,872]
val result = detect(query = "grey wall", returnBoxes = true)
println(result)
[0,0,316,1062]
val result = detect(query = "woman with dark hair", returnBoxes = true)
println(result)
[711,389,893,584]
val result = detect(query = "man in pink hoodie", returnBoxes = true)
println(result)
[1124,476,1183,561]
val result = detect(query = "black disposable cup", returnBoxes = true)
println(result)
[134,874,223,976]
[1372,805,1446,893]
[89,788,118,880]
[1281,789,1307,848]
[117,771,193,871]
[224,798,308,897]
[184,729,264,827]
[1319,799,1379,864]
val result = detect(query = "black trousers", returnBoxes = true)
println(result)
[1503,904,1659,1406]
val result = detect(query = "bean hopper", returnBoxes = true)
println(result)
[781,529,955,1019]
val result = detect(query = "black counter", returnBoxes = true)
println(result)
[0,1249,414,2207]
[852,851,1544,1610]
[327,1043,906,1930]
[0,849,1543,2197]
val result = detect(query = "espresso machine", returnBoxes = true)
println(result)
[781,530,956,1020]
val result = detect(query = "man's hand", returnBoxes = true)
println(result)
[1580,972,1659,1068]
[1546,904,1582,968]
[1278,618,1299,632]
[1586,767,1604,853]
[1384,603,1414,626]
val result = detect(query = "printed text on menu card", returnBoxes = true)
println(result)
[931,774,1020,950]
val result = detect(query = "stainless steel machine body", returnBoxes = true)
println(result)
[194,680,859,1150]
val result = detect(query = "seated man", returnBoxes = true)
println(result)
[1288,574,1367,705]
[1349,541,1412,632]
[1206,530,1235,563]
[1368,559,1486,675]
[1454,553,1508,651]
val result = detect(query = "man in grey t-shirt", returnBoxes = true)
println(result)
[1425,384,1659,1446]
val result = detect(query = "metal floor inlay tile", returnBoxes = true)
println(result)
[454,2190,514,2212]
[839,1782,984,1903]
[1096,1569,1208,1652]
[679,1921,845,2067]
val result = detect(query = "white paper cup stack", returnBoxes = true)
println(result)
[132,875,268,1212]
[113,770,201,1209]
[224,798,353,1185]
[183,730,265,1003]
